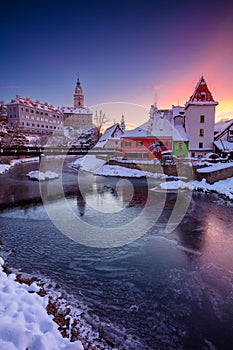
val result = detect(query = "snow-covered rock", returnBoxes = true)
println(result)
[150,177,233,200]
[73,155,106,173]
[0,164,10,174]
[97,164,145,178]
[0,257,83,350]
[27,171,59,181]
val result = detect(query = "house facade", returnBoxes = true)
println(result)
[6,95,63,134]
[94,123,124,150]
[121,76,217,160]
[122,106,173,160]
[122,104,188,160]
[61,77,93,130]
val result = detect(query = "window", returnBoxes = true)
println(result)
[26,122,30,126]
[125,141,132,147]
[37,124,40,127]
[40,112,44,115]
[142,153,149,158]
[199,142,203,148]
[31,110,34,113]
[191,152,195,157]
[201,92,206,98]
[200,115,205,123]
[229,130,233,135]
[136,141,143,147]
[32,123,35,127]
[25,108,29,112]
[36,111,39,114]
[178,142,183,150]
[199,129,204,137]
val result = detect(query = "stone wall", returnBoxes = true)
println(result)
[196,165,233,184]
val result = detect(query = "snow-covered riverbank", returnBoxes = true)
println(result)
[0,157,39,174]
[0,257,83,350]
[73,156,233,200]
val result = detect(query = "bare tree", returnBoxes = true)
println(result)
[93,110,109,138]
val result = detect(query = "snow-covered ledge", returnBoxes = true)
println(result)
[27,171,59,181]
[197,163,233,184]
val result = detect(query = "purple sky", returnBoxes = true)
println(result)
[1,0,233,125]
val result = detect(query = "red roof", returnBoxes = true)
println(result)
[186,76,218,107]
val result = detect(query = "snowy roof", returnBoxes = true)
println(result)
[185,76,218,108]
[94,123,124,148]
[123,110,174,138]
[7,95,62,114]
[122,123,148,138]
[214,140,233,151]
[214,119,233,135]
[61,106,92,115]
[173,123,188,141]
[172,105,185,117]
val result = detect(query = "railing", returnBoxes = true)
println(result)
[0,146,89,156]
[0,146,122,157]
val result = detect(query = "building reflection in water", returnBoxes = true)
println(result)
[76,189,86,216]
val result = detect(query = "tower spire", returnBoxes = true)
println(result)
[74,75,84,108]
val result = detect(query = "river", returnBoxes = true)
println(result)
[0,158,233,349]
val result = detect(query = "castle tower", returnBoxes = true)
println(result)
[73,76,84,108]
[184,76,218,157]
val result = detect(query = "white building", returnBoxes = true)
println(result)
[94,123,124,150]
[61,77,93,130]
[6,95,63,134]
[214,118,233,152]
[184,76,218,157]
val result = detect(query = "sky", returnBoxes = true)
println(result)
[1,0,233,126]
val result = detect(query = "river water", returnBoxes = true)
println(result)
[0,159,233,349]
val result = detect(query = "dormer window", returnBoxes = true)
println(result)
[201,92,206,98]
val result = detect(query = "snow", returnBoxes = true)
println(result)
[72,156,169,179]
[94,124,124,148]
[73,155,106,173]
[151,177,233,200]
[97,164,146,178]
[0,257,83,350]
[214,140,233,151]
[0,157,39,175]
[0,164,10,174]
[197,162,233,173]
[157,180,192,191]
[193,178,233,200]
[7,96,62,114]
[27,171,59,181]
[214,119,233,134]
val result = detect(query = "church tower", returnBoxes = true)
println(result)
[184,76,218,157]
[73,76,84,108]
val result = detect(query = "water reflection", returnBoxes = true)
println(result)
[76,189,86,216]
